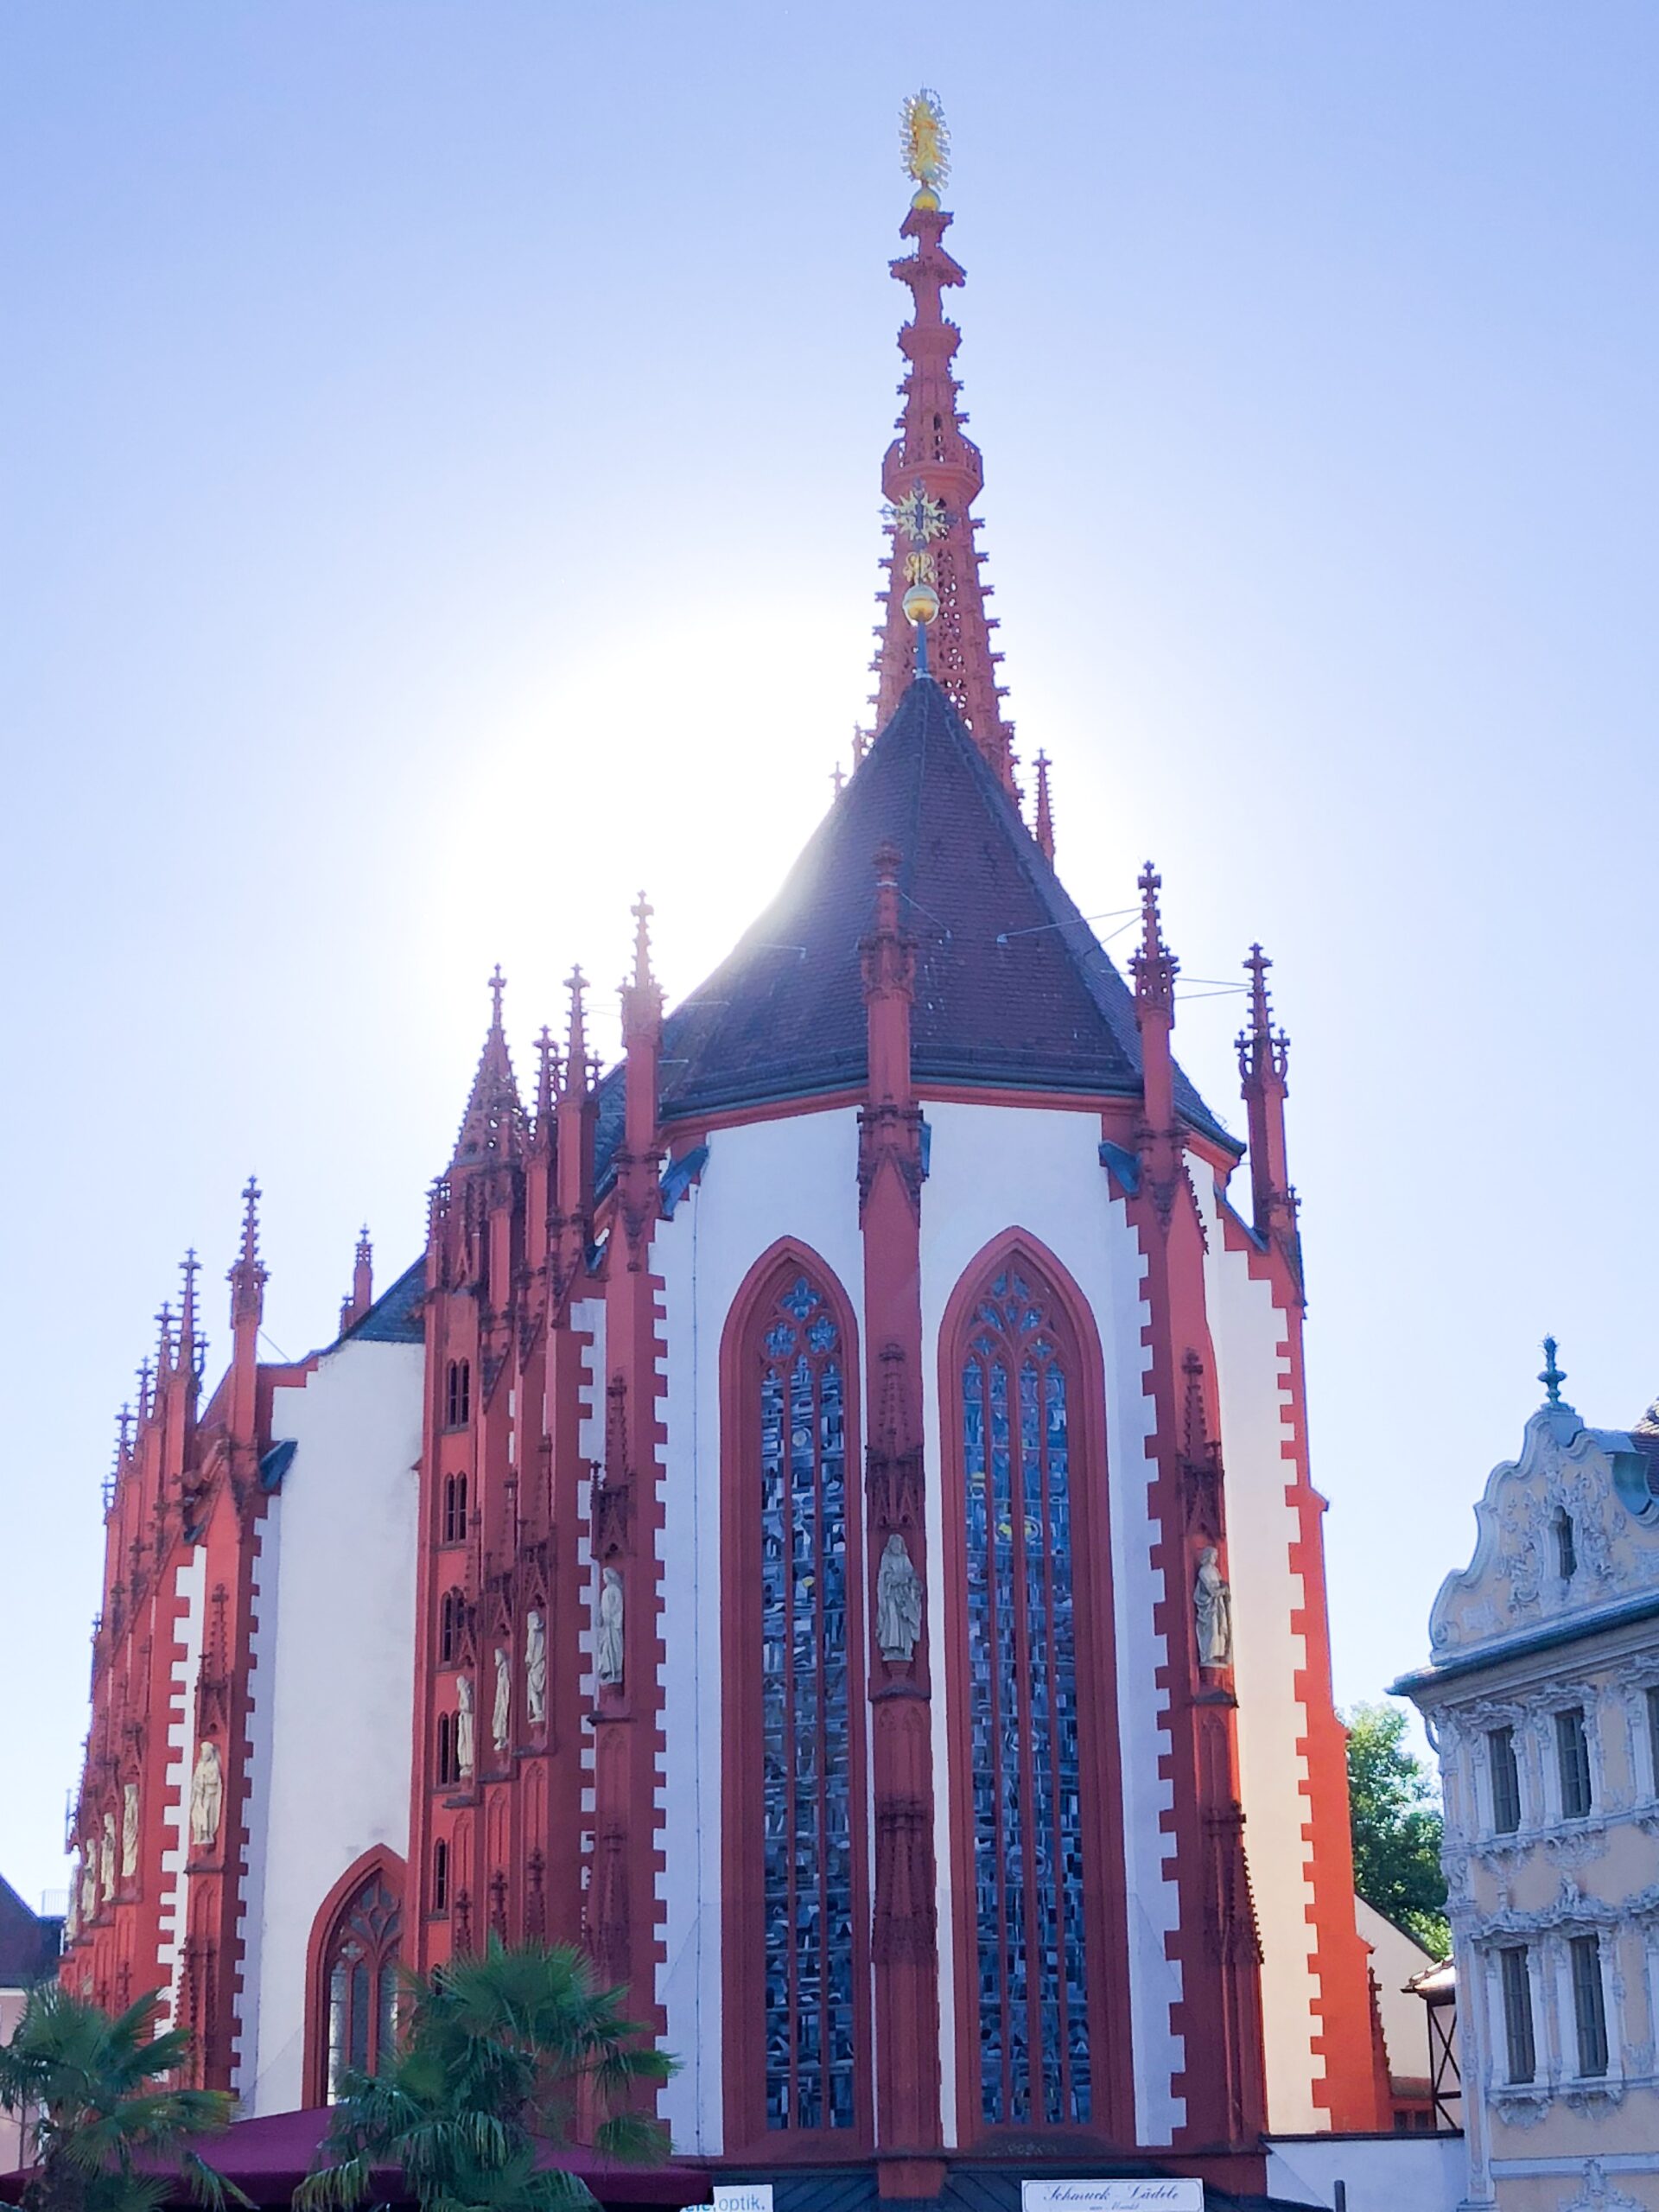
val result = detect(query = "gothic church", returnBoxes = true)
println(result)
[67,97,1388,2205]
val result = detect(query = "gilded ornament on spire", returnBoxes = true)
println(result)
[900,88,950,209]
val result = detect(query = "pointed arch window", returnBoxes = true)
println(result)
[958,1262,1091,2127]
[438,1588,464,1667]
[442,1474,467,1545]
[445,1360,471,1429]
[722,1256,868,2147]
[304,1858,404,2106]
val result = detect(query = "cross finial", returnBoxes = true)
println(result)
[832,762,846,799]
[1540,1336,1567,1407]
[239,1176,261,1262]
[852,723,869,767]
[489,964,506,1025]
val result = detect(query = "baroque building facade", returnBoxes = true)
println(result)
[64,107,1389,2203]
[1398,1351,1659,2212]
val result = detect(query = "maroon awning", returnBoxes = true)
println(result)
[2,2106,710,2211]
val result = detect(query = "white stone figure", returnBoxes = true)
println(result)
[121,1781,139,1878]
[455,1675,476,1778]
[492,1645,511,1754]
[189,1740,224,1850]
[1195,1546,1233,1669]
[595,1567,625,1688]
[524,1609,547,1727]
[79,1859,98,1923]
[99,1811,116,1899]
[66,1872,80,1943]
[876,1532,925,1663]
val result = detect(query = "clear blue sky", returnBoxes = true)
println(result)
[3,3,1656,1904]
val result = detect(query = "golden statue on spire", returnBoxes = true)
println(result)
[900,88,950,209]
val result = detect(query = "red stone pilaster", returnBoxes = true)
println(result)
[857,842,944,2186]
[588,900,666,2040]
[1128,867,1268,2152]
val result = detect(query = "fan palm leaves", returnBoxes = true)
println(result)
[0,1983,245,2212]
[296,1938,674,2212]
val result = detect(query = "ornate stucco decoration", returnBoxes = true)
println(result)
[1427,1400,1659,1656]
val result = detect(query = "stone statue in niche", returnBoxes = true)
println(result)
[876,1532,925,1663]
[595,1567,625,1688]
[79,1859,97,1924]
[121,1781,139,1878]
[65,1875,79,1943]
[524,1609,546,1727]
[99,1812,116,1899]
[188,1741,223,1850]
[455,1675,476,1778]
[492,1646,511,1754]
[1194,1546,1233,1669]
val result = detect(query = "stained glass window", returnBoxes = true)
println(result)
[961,1265,1090,2126]
[757,1274,856,2132]
[321,1874,401,2100]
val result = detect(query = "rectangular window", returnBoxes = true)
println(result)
[1647,1686,1659,1797]
[1489,1725,1522,1834]
[1556,1707,1593,1819]
[1499,1946,1535,2083]
[1570,1934,1609,2077]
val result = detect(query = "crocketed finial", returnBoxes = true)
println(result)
[229,1174,269,1326]
[1237,944,1290,1085]
[1540,1336,1567,1407]
[1033,750,1054,863]
[564,965,590,1097]
[630,893,654,994]
[534,1024,557,1127]
[489,963,506,1026]
[1130,861,1178,1015]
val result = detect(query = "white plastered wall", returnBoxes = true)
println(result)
[160,1548,207,2017]
[918,1101,1182,2147]
[652,1107,865,2158]
[234,1336,423,2113]
[1193,1169,1324,2133]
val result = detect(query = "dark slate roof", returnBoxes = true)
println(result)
[0,1872,60,1987]
[338,1257,426,1346]
[636,677,1232,1146]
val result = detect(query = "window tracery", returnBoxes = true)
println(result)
[318,1872,401,2101]
[752,1272,857,2133]
[958,1262,1090,2126]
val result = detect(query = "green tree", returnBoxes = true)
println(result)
[0,1984,245,2212]
[1344,1699,1451,1958]
[295,1938,674,2212]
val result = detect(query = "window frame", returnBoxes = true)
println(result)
[302,1848,405,2108]
[938,1232,1134,2147]
[718,1243,871,2157]
[1554,1706,1593,1822]
[1568,1932,1610,2079]
[1487,1723,1522,1835]
[1497,1944,1535,2084]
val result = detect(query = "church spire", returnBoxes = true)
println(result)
[871,90,1015,796]
[453,965,526,1166]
